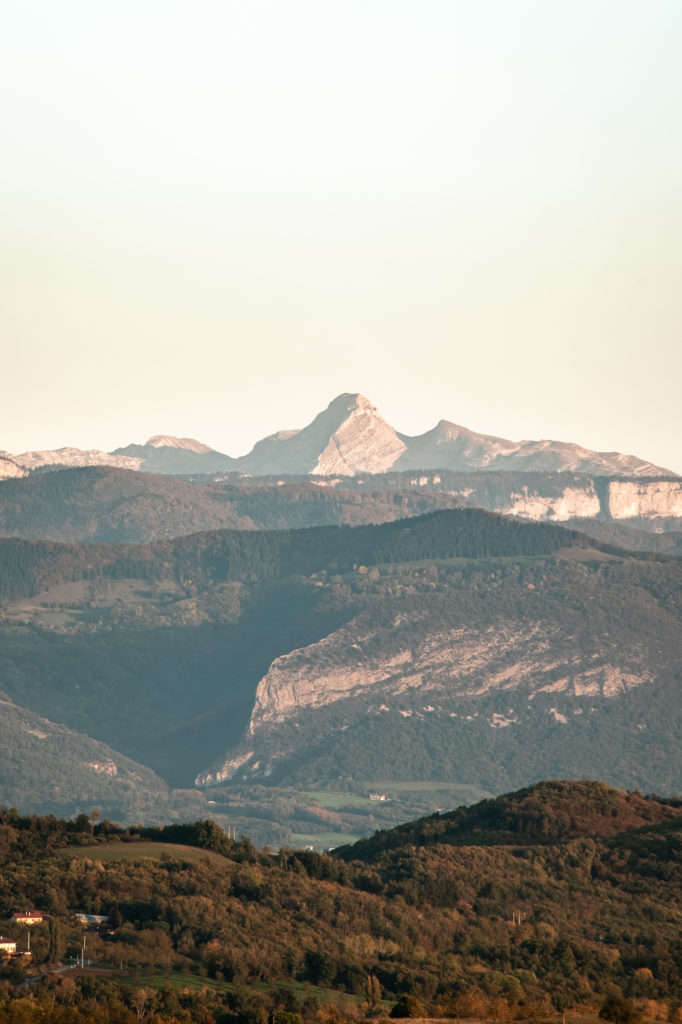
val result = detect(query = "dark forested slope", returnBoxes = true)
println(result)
[0,511,680,829]
[1,466,679,547]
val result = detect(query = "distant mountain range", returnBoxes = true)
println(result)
[2,393,676,478]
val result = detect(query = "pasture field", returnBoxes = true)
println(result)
[62,841,229,867]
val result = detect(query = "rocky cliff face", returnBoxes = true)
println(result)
[396,420,672,477]
[197,591,671,786]
[237,394,407,475]
[364,472,682,527]
[608,480,682,520]
[0,455,28,480]
[247,619,652,729]
[12,447,142,471]
[495,483,602,520]
[146,435,214,454]
[236,395,674,477]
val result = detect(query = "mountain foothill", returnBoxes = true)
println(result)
[0,780,681,1023]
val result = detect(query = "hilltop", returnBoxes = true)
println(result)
[336,779,682,858]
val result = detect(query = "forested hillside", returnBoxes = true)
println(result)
[0,506,633,604]
[0,467,465,544]
[1,466,680,548]
[0,510,680,839]
[0,782,681,1023]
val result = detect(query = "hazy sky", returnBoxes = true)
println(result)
[3,1,681,472]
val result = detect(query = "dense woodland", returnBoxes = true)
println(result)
[0,782,681,1024]
[1,466,680,553]
[0,506,611,603]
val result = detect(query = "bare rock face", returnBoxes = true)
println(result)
[311,394,407,474]
[198,611,661,785]
[0,455,28,480]
[497,484,602,521]
[12,448,142,471]
[608,480,682,520]
[398,422,673,477]
[397,421,519,471]
[7,392,676,481]
[238,397,673,478]
[237,394,407,476]
[146,435,214,454]
[246,621,653,732]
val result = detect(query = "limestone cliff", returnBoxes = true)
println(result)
[13,447,142,471]
[237,394,406,476]
[607,480,682,520]
[0,455,28,480]
[197,608,662,786]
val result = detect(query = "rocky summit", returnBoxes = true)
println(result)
[5,392,677,477]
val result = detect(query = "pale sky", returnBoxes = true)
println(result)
[2,1,681,472]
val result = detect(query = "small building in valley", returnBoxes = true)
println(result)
[12,911,44,925]
[74,912,110,928]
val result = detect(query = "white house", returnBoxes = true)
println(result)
[12,911,44,925]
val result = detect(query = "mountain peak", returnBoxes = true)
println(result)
[327,392,374,413]
[6,394,676,479]
[145,435,214,454]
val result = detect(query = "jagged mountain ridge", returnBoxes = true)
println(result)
[5,393,676,477]
[146,434,213,453]
[4,447,143,473]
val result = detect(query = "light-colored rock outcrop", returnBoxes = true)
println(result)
[237,396,673,478]
[397,421,674,477]
[0,455,28,480]
[237,394,406,476]
[311,396,407,475]
[497,484,602,521]
[608,480,682,520]
[146,435,214,453]
[198,617,657,784]
[402,475,682,526]
[12,447,142,471]
[248,621,653,732]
